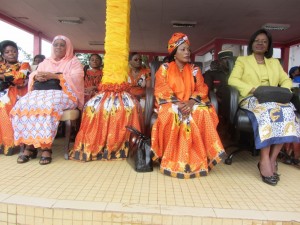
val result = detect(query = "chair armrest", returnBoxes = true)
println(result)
[291,87,300,112]
[222,85,239,124]
[209,90,218,114]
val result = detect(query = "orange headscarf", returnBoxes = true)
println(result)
[167,33,190,54]
[28,35,84,109]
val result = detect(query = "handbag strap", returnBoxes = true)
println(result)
[125,126,148,140]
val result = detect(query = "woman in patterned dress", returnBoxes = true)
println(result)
[229,29,300,185]
[0,40,30,155]
[151,33,225,179]
[84,54,103,103]
[11,35,84,165]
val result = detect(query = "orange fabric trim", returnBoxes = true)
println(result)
[98,82,131,92]
[58,75,77,104]
[14,136,53,149]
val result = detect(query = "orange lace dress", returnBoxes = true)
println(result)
[151,62,225,179]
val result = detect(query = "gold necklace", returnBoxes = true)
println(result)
[255,57,265,64]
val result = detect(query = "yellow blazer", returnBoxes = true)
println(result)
[228,54,292,102]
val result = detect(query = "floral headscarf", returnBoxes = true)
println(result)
[167,33,190,54]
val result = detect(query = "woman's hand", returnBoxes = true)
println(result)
[176,100,195,119]
[84,86,97,95]
[35,72,58,82]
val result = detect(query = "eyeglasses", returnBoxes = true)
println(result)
[254,39,268,45]
[53,43,66,48]
[134,58,142,62]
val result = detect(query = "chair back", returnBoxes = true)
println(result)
[144,61,161,136]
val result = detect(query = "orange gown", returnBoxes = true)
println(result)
[151,62,225,179]
[128,67,151,131]
[84,68,103,103]
[128,67,150,100]
[70,83,141,161]
[0,62,30,155]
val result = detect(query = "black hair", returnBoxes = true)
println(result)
[247,29,273,58]
[167,47,178,62]
[0,40,18,55]
[129,52,140,61]
[34,54,46,61]
[89,54,102,62]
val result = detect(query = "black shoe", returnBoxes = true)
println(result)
[292,158,300,164]
[257,163,278,186]
[273,172,280,181]
[17,148,38,164]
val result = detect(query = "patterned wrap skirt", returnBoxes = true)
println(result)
[240,96,300,149]
[69,90,141,162]
[151,103,225,179]
[10,89,77,149]
[0,87,19,155]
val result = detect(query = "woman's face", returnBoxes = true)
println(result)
[252,33,269,55]
[3,46,18,64]
[33,57,43,65]
[175,42,191,63]
[52,39,67,60]
[89,55,102,69]
[130,54,142,68]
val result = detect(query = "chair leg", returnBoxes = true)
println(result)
[64,120,72,160]
[224,145,259,165]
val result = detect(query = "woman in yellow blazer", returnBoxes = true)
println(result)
[228,29,299,186]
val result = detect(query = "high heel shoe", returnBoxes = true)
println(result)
[17,148,38,164]
[257,163,278,186]
[274,161,280,181]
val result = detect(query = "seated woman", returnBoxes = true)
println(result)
[128,52,151,109]
[84,54,103,103]
[31,54,46,71]
[228,29,300,186]
[0,40,30,155]
[10,35,84,165]
[151,33,225,179]
[128,53,151,131]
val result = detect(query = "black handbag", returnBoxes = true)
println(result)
[125,126,153,172]
[33,79,62,90]
[253,86,292,104]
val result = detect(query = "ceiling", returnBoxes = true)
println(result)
[1,0,300,54]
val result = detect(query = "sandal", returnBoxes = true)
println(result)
[17,148,38,164]
[39,149,52,165]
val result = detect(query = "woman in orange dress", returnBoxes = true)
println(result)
[128,52,151,109]
[84,54,103,103]
[11,35,84,165]
[151,33,225,179]
[0,40,30,155]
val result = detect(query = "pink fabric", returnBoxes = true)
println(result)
[28,35,84,109]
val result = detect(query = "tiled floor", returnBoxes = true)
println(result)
[0,136,300,224]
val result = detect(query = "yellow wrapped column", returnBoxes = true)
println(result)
[102,0,130,84]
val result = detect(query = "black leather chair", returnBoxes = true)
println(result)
[222,85,259,165]
[144,61,218,137]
